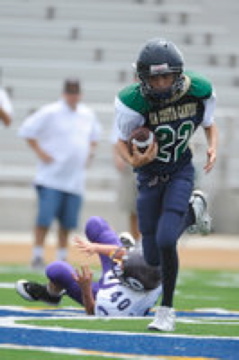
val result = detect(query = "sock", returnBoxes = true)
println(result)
[32,246,44,260]
[57,248,67,261]
[161,247,178,308]
[46,283,61,297]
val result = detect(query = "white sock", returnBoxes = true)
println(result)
[32,246,44,260]
[57,248,67,261]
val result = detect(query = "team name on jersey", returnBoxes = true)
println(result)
[149,102,197,125]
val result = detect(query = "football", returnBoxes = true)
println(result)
[128,127,155,155]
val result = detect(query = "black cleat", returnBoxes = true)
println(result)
[15,280,62,306]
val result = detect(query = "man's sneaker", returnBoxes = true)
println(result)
[119,232,136,249]
[15,280,62,306]
[148,306,176,332]
[190,190,212,236]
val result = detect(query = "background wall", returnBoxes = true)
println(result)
[0,0,238,234]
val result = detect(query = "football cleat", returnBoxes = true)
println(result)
[148,306,176,332]
[15,280,62,306]
[190,190,212,236]
[119,232,136,249]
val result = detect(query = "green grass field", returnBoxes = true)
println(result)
[0,265,239,359]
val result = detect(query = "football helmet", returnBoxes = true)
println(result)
[136,38,185,104]
[112,249,161,291]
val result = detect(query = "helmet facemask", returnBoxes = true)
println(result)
[138,70,185,105]
[111,249,162,292]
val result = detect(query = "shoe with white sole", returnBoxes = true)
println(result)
[148,306,176,332]
[119,232,136,249]
[15,280,62,306]
[190,190,212,236]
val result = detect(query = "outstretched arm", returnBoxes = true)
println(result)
[74,236,126,259]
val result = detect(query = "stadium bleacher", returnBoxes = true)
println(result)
[0,0,238,233]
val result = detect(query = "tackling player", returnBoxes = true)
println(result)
[15,216,162,317]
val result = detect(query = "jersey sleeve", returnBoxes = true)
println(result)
[201,91,216,128]
[186,71,216,128]
[186,71,213,99]
[114,96,145,141]
[110,117,120,144]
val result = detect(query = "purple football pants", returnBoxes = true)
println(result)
[46,216,122,305]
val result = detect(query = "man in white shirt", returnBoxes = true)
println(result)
[18,79,101,269]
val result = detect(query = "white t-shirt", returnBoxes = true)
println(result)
[0,88,14,117]
[94,270,162,317]
[18,99,101,195]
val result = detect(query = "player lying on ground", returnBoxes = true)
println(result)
[16,216,162,316]
[15,191,210,317]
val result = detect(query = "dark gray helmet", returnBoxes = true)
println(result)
[112,249,162,291]
[136,38,185,103]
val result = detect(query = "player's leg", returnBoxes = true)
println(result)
[57,192,82,261]
[32,186,62,269]
[85,216,122,274]
[187,190,212,235]
[15,278,63,306]
[16,261,99,306]
[46,261,99,303]
[148,163,194,332]
[136,179,163,267]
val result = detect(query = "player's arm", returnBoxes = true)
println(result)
[201,93,218,173]
[116,139,157,168]
[203,122,218,173]
[26,138,53,163]
[73,266,95,315]
[74,236,126,258]
[115,97,157,168]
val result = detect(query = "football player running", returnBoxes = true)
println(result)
[15,216,162,317]
[114,38,218,331]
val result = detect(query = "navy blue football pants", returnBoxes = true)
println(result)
[137,162,195,307]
